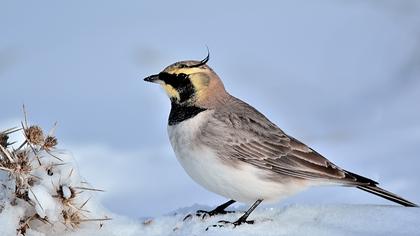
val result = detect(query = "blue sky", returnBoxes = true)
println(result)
[1,1,420,217]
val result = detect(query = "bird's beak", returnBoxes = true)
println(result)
[143,74,161,84]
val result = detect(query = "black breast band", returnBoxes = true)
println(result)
[168,102,207,125]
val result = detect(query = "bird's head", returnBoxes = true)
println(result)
[144,53,227,108]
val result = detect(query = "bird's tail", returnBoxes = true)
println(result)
[357,185,418,207]
[343,170,417,207]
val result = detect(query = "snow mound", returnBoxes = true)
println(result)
[126,204,419,236]
[34,204,417,236]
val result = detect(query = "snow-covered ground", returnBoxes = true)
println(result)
[1,0,420,235]
[115,204,420,236]
[15,204,414,236]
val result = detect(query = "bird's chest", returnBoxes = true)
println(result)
[167,111,224,189]
[167,111,212,164]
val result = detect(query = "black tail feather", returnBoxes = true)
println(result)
[357,185,418,207]
[343,170,417,207]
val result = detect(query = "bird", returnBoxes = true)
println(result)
[143,52,418,228]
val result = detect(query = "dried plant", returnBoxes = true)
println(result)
[44,136,58,150]
[0,132,8,148]
[24,126,45,146]
[0,127,20,148]
[0,108,110,235]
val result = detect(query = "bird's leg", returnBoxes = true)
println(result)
[196,199,236,217]
[206,199,263,230]
[183,200,236,221]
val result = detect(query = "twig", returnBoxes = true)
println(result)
[16,140,28,151]
[0,144,15,163]
[45,150,63,162]
[48,122,58,137]
[2,127,22,135]
[68,168,74,179]
[73,186,105,192]
[77,217,112,222]
[22,104,29,128]
[29,187,44,212]
[0,166,12,172]
[79,197,91,211]
[29,173,43,180]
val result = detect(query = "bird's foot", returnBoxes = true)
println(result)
[183,209,235,221]
[196,209,236,218]
[205,217,254,231]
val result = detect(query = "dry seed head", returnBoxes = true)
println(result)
[0,132,8,148]
[17,214,37,236]
[25,126,45,146]
[1,150,31,177]
[18,219,29,235]
[15,189,30,201]
[16,151,32,173]
[62,209,82,228]
[44,136,58,150]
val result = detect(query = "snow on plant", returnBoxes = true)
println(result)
[0,112,110,235]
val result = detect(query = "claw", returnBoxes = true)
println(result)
[205,218,255,231]
[195,210,210,219]
[197,209,235,219]
[184,209,236,221]
[183,214,193,221]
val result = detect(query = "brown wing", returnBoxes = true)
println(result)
[200,96,375,185]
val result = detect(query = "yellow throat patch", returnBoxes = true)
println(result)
[162,84,180,101]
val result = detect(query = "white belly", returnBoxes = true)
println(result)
[167,111,309,203]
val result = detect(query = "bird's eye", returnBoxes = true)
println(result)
[178,64,187,68]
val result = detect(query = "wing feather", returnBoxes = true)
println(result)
[200,97,365,184]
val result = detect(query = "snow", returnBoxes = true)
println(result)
[151,204,420,236]
[3,203,418,236]
[28,185,58,220]
[61,185,72,200]
[0,204,25,236]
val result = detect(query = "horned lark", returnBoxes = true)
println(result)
[144,53,417,228]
